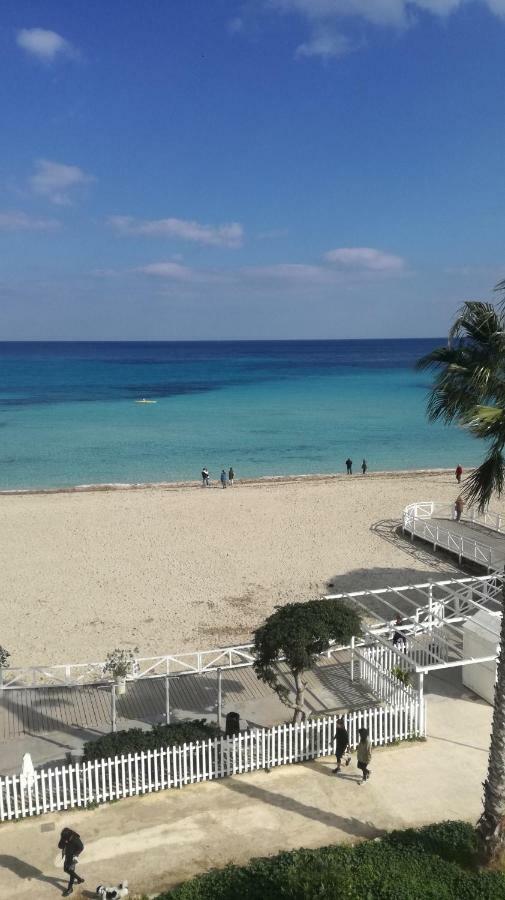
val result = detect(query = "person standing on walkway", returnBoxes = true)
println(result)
[456,464,463,484]
[345,457,353,475]
[332,716,351,773]
[356,728,372,784]
[58,828,85,896]
[455,495,464,521]
[220,469,227,489]
[361,459,367,475]
[201,467,209,487]
[228,466,235,486]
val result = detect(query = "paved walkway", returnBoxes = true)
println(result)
[0,671,492,899]
[0,653,376,773]
[408,511,505,569]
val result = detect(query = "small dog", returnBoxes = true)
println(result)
[95,882,129,899]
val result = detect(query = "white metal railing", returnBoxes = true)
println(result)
[0,699,424,822]
[357,647,417,708]
[2,575,500,690]
[403,502,505,570]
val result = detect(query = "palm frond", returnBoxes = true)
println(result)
[463,449,505,512]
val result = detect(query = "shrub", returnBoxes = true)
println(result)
[103,647,139,679]
[83,719,221,761]
[391,664,412,687]
[155,822,505,900]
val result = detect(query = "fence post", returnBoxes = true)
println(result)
[418,672,425,736]
[165,675,170,724]
[111,683,117,733]
[350,637,355,682]
[217,668,223,730]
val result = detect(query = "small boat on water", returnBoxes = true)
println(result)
[135,398,157,404]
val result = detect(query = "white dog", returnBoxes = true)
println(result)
[95,882,129,899]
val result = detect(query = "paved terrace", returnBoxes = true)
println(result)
[0,651,376,774]
[0,670,491,900]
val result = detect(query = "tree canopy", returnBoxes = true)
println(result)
[253,599,361,721]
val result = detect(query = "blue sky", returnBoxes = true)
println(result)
[1,0,505,339]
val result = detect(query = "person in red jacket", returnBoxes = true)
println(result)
[456,464,463,484]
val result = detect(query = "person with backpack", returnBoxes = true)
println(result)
[332,716,351,773]
[58,827,85,896]
[356,727,372,784]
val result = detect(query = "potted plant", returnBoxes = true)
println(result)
[103,647,139,695]
[0,645,10,690]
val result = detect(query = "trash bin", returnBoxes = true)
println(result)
[225,711,240,736]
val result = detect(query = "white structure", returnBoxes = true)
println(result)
[462,610,500,704]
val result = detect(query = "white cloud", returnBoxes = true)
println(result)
[134,262,196,280]
[29,159,94,205]
[16,28,77,62]
[295,28,353,58]
[108,215,244,248]
[261,1,505,59]
[324,246,405,271]
[0,210,60,231]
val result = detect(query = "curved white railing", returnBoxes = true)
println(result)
[403,501,505,570]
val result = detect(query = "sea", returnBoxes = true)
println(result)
[0,340,480,491]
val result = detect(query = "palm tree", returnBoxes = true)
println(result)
[417,295,505,862]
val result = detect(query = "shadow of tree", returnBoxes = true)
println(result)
[222,776,384,839]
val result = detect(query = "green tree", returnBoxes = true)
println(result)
[253,599,361,724]
[417,294,505,862]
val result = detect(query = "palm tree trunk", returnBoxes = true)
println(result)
[478,582,505,862]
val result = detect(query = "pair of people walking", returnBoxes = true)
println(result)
[345,458,368,475]
[221,467,234,488]
[332,719,372,784]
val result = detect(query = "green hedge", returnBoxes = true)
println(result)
[156,822,505,900]
[83,719,221,761]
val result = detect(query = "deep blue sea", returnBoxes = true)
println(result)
[0,340,480,490]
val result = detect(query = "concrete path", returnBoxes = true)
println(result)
[0,673,492,899]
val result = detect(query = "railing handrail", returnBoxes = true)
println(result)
[2,574,498,690]
[403,501,505,573]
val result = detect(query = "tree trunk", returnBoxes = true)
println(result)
[478,581,505,862]
[291,671,307,724]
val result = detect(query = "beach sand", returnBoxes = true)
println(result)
[2,469,500,668]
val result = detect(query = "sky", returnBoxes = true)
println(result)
[1,0,505,340]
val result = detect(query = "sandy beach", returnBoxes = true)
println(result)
[2,468,500,669]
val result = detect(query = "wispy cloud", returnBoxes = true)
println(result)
[324,247,405,271]
[134,262,196,280]
[29,159,94,205]
[242,263,336,283]
[16,28,77,62]
[108,215,244,248]
[0,210,60,231]
[295,28,353,60]
[255,1,505,60]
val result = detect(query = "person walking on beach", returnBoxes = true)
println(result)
[201,467,209,487]
[356,727,372,784]
[455,495,464,522]
[456,464,463,484]
[58,827,85,896]
[361,459,367,475]
[332,716,351,773]
[345,457,353,475]
[228,466,234,486]
[220,469,227,489]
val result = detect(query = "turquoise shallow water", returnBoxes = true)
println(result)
[0,340,481,490]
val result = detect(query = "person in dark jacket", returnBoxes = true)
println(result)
[58,828,85,896]
[332,717,351,773]
[345,458,353,475]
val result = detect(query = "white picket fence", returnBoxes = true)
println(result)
[357,646,418,708]
[0,702,424,822]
